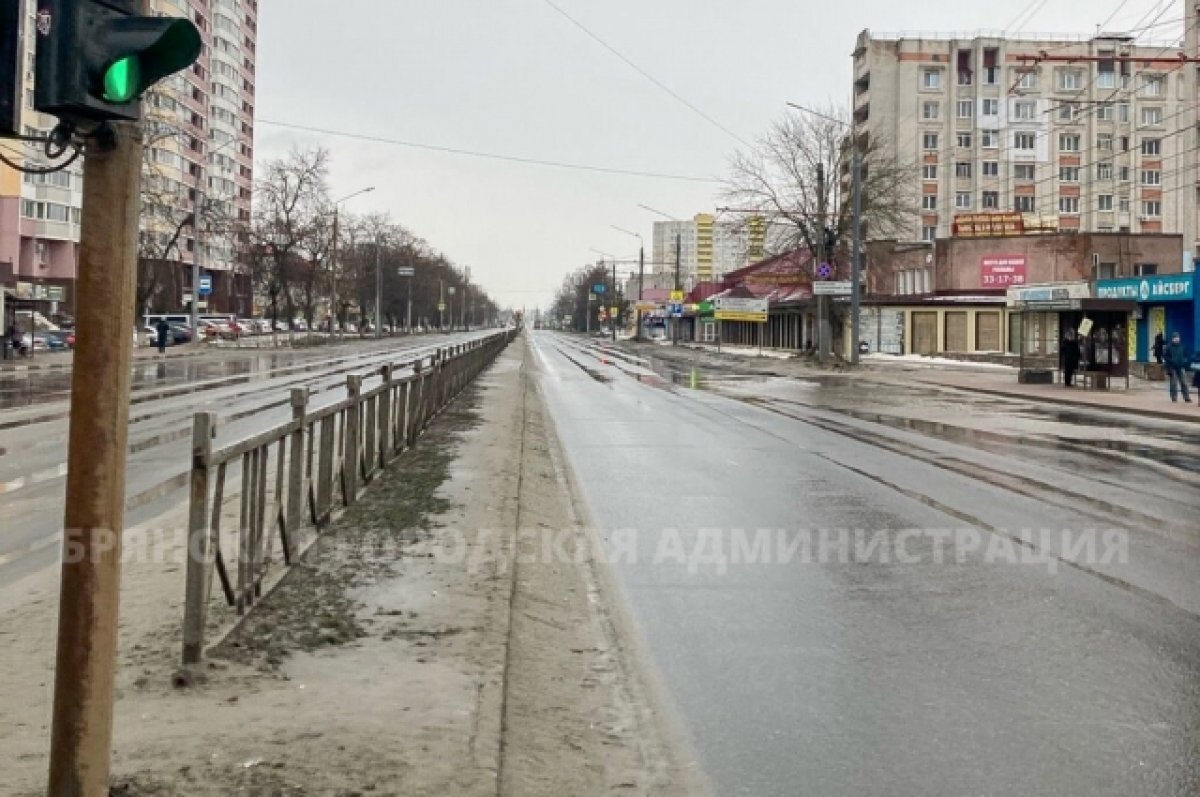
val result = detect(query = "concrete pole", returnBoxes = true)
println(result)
[47,120,143,795]
[374,234,382,339]
[330,208,339,335]
[851,147,863,365]
[673,232,681,346]
[816,162,830,364]
[637,244,644,341]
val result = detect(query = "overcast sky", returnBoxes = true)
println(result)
[253,1,1181,310]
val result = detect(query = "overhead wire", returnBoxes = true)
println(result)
[536,0,752,148]
[255,118,721,183]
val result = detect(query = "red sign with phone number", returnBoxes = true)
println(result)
[981,255,1027,287]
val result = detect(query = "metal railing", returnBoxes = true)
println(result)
[179,330,516,671]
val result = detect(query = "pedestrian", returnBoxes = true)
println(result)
[1061,329,1082,387]
[6,322,25,358]
[1152,332,1165,364]
[155,318,171,355]
[1163,331,1192,403]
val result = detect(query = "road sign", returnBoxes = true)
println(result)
[713,296,768,323]
[588,292,597,302]
[448,287,456,295]
[593,284,606,294]
[197,275,212,297]
[813,280,852,296]
[669,290,684,302]
[668,303,684,317]
[437,302,446,312]
[397,266,415,277]
[816,262,834,280]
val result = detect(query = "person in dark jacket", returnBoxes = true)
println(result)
[1164,331,1192,403]
[155,318,171,355]
[1152,332,1165,364]
[1061,330,1082,387]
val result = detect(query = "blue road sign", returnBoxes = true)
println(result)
[816,262,833,280]
[198,275,213,297]
[593,284,607,294]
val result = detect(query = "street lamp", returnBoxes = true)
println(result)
[611,225,644,341]
[330,186,376,337]
[786,101,864,365]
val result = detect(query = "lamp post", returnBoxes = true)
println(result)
[786,101,863,365]
[611,225,644,341]
[330,186,375,337]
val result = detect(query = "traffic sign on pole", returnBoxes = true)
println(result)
[197,275,212,297]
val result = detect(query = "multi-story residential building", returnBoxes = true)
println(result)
[0,0,257,320]
[852,29,1193,253]
[650,213,786,288]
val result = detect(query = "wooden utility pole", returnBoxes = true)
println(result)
[47,120,144,795]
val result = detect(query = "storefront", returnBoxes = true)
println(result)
[1095,272,1198,363]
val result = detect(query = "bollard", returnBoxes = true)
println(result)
[285,388,307,562]
[182,412,217,668]
[345,374,362,504]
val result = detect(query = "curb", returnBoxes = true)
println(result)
[901,378,1200,424]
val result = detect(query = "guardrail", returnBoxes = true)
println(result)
[178,330,516,672]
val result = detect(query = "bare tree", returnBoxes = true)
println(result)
[724,105,913,274]
[246,147,332,333]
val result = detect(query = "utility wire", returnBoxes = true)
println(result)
[536,0,752,148]
[255,119,721,183]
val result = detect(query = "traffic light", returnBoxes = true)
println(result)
[34,0,201,124]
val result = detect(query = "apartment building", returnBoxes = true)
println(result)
[0,0,258,318]
[650,214,784,288]
[852,28,1194,255]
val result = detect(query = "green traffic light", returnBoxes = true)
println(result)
[102,55,140,103]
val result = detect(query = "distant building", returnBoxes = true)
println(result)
[650,213,788,288]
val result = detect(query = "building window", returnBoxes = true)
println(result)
[1015,195,1035,213]
[1141,106,1163,126]
[1141,137,1161,156]
[957,132,973,148]
[1014,132,1036,151]
[1135,263,1158,276]
[956,99,973,119]
[1119,166,1131,182]
[1098,133,1113,151]
[1017,69,1037,89]
[981,129,999,148]
[956,162,972,178]
[1140,169,1161,186]
[982,98,999,116]
[1098,194,1113,211]
[982,190,1000,209]
[1057,102,1076,121]
[1096,104,1114,122]
[922,195,938,210]
[1059,133,1081,152]
[955,192,972,209]
[1118,103,1130,122]
[1059,196,1080,214]
[1015,164,1035,181]
[1142,74,1165,96]
[922,101,940,120]
[1096,262,1117,280]
[1097,67,1116,89]
[1059,166,1079,182]
[1119,196,1130,212]
[921,164,938,180]
[1012,100,1036,120]
[922,69,941,90]
[923,132,939,150]
[1142,200,1162,217]
[922,225,937,242]
[1058,69,1083,90]
[982,161,999,177]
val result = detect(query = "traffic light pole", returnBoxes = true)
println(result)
[47,120,143,796]
[851,147,863,365]
[673,233,681,346]
[611,261,617,343]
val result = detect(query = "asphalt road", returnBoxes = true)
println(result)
[529,331,1200,797]
[0,332,493,600]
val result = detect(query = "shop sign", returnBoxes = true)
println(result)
[1095,274,1194,303]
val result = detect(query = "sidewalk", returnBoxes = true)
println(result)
[868,366,1199,423]
[0,339,693,796]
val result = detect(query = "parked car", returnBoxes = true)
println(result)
[143,325,173,346]
[273,320,289,332]
[292,319,308,332]
[169,323,193,344]
[45,330,75,349]
[34,331,68,351]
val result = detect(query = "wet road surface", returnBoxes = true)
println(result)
[0,333,491,599]
[530,332,1200,796]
